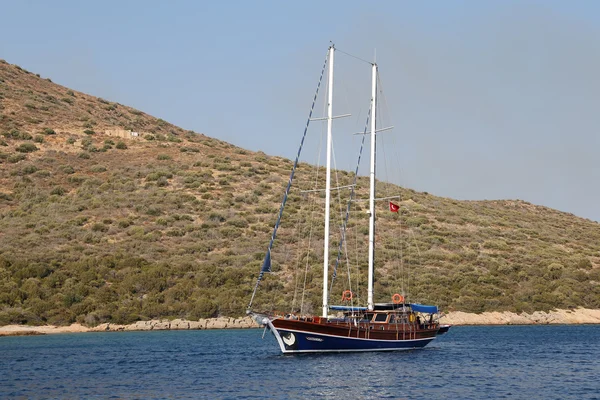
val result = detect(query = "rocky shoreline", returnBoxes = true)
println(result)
[440,307,600,326]
[1,308,599,336]
[0,316,256,336]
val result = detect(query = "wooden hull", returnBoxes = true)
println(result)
[266,317,438,354]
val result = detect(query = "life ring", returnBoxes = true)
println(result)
[391,293,404,304]
[341,290,353,302]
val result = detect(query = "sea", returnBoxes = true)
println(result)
[1,325,599,399]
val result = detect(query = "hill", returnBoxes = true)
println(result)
[1,59,599,326]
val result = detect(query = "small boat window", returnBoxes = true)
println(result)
[373,313,388,323]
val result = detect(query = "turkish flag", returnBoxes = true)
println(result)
[389,202,400,212]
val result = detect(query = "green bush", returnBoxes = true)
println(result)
[61,165,75,174]
[50,186,65,196]
[6,153,24,163]
[91,223,108,232]
[15,143,38,153]
[21,165,39,175]
[146,207,162,216]
[34,170,51,177]
[167,134,181,143]
[81,137,93,149]
[90,165,107,173]
[116,141,127,150]
[2,129,29,140]
[180,147,200,153]
[156,176,169,187]
[118,219,132,228]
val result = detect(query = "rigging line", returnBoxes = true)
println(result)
[300,110,326,315]
[335,57,353,129]
[377,117,401,301]
[336,48,374,66]
[343,227,355,311]
[300,118,326,315]
[376,74,392,198]
[408,228,423,303]
[330,138,353,307]
[351,195,401,203]
[375,72,406,299]
[300,198,317,316]
[333,155,351,305]
[327,106,371,304]
[247,49,329,313]
[290,208,305,314]
[332,144,346,252]
[377,72,403,196]
[354,220,361,307]
[399,224,405,297]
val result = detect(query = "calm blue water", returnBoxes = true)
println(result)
[1,325,599,399]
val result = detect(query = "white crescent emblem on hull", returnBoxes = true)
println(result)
[282,332,296,346]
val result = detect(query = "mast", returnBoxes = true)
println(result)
[367,62,377,311]
[322,45,334,318]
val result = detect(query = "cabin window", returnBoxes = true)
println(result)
[373,313,388,323]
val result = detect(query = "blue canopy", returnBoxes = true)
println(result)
[410,304,438,314]
[330,306,368,311]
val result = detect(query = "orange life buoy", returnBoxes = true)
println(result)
[341,290,353,302]
[392,293,404,304]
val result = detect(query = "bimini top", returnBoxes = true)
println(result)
[410,304,438,314]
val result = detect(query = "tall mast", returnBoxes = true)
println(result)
[322,45,335,318]
[367,62,377,311]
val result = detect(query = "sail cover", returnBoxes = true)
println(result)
[410,304,438,314]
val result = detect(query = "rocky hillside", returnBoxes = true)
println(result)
[1,59,599,326]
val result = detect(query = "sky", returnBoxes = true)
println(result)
[1,0,599,222]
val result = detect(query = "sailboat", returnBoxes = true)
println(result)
[247,44,444,354]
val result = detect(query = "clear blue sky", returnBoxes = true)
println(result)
[2,1,599,222]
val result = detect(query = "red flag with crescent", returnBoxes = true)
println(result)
[389,202,400,212]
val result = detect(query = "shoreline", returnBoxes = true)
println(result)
[440,307,600,326]
[1,308,599,337]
